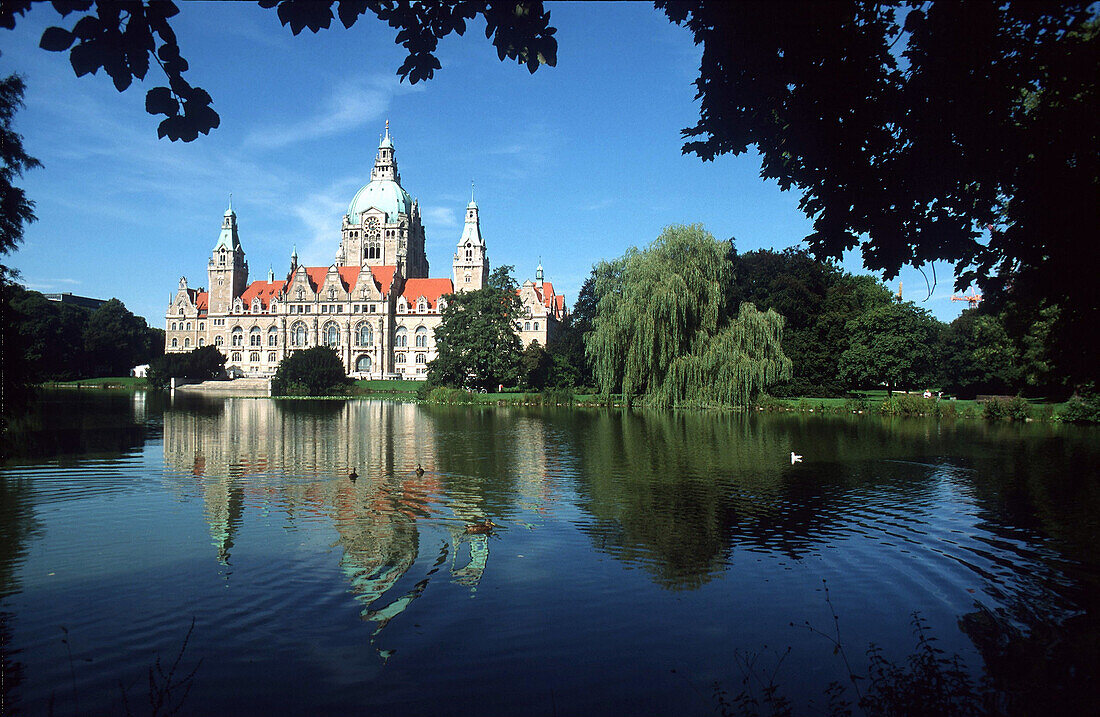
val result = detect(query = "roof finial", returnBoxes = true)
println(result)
[471,179,475,202]
[385,119,390,139]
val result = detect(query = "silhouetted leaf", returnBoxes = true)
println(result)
[145,86,178,117]
[39,26,74,52]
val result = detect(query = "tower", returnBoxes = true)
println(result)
[207,203,248,314]
[339,121,430,277]
[452,196,489,292]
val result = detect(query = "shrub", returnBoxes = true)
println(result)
[426,387,473,404]
[880,394,938,416]
[1060,392,1100,423]
[542,387,574,405]
[272,347,351,396]
[982,395,1032,421]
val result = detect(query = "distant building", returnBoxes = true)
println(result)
[45,292,108,310]
[165,123,567,379]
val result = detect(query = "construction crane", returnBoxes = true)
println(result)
[951,291,983,309]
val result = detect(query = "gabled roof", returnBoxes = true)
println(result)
[195,292,209,312]
[240,280,286,308]
[402,278,453,310]
[297,265,399,295]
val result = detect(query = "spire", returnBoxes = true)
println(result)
[290,245,298,271]
[371,121,398,182]
[536,258,544,283]
[268,265,274,282]
[213,201,240,251]
[469,180,476,208]
[459,193,483,247]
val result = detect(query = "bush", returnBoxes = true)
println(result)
[426,387,474,404]
[272,347,351,396]
[982,395,1032,421]
[542,387,574,405]
[1060,392,1100,423]
[880,394,939,417]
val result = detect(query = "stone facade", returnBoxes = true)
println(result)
[165,125,567,378]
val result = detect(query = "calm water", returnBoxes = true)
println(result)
[2,390,1098,715]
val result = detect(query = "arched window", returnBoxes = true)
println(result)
[178,308,184,316]
[357,322,373,346]
[324,322,340,347]
[198,322,204,331]
[356,355,372,372]
[415,353,427,364]
[252,299,262,314]
[171,338,178,347]
[395,326,408,347]
[268,352,276,363]
[291,321,308,347]
[417,298,428,313]
[268,327,278,346]
[533,322,539,331]
[524,321,531,331]
[231,327,243,346]
[184,338,191,348]
[231,352,241,362]
[250,352,259,363]
[396,353,407,363]
[171,321,177,330]
[198,338,205,347]
[250,327,262,346]
[414,326,428,348]
[215,335,224,347]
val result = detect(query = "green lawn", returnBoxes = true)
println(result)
[46,377,149,389]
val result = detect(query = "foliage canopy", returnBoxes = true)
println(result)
[586,224,791,407]
[2,0,557,141]
[272,345,351,396]
[428,266,522,391]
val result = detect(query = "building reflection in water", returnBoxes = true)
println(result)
[160,397,569,657]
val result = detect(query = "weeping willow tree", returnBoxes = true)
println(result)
[586,224,792,407]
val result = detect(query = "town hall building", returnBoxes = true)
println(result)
[165,124,567,379]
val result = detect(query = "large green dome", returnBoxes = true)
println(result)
[346,179,412,223]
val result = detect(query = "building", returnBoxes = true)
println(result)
[165,124,567,379]
[45,292,108,310]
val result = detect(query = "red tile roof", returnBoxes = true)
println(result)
[402,278,453,310]
[195,291,208,314]
[298,265,398,295]
[240,280,286,308]
[541,282,555,307]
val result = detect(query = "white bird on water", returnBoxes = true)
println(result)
[791,452,803,464]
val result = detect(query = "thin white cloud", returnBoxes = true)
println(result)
[245,76,419,150]
[422,206,459,228]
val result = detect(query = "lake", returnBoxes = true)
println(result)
[2,390,1098,715]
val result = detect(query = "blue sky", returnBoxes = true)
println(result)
[3,2,967,325]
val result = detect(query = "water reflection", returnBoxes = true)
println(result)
[3,393,1097,714]
[162,398,519,657]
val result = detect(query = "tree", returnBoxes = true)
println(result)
[0,75,41,420]
[0,74,40,255]
[82,298,161,377]
[2,0,557,141]
[519,339,551,390]
[544,270,596,389]
[658,3,1099,311]
[428,265,522,391]
[939,310,1021,398]
[147,344,226,390]
[586,224,791,407]
[272,346,350,395]
[838,301,939,395]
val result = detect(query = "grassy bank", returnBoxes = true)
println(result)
[44,377,149,389]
